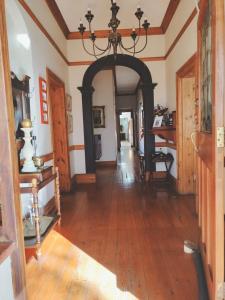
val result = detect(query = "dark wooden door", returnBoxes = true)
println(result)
[197,0,224,298]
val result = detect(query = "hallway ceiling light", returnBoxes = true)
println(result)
[78,0,150,59]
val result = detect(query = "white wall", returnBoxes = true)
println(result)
[0,258,14,300]
[92,70,117,162]
[6,0,69,214]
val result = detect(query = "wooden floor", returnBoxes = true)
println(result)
[26,146,199,300]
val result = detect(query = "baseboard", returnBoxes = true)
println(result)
[96,161,117,168]
[74,173,96,184]
[40,196,57,215]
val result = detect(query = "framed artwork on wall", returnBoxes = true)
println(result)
[92,106,105,128]
[39,77,48,124]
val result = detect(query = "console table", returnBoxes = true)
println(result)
[20,166,61,258]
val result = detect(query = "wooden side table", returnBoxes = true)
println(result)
[20,166,61,258]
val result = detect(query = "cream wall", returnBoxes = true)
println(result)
[93,70,117,162]
[6,0,69,214]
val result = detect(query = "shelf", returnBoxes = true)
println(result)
[24,214,60,248]
[151,126,176,144]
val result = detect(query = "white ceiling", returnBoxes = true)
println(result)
[115,66,140,94]
[55,0,170,32]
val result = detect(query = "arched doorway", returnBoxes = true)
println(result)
[79,54,156,174]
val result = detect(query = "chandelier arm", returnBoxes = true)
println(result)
[120,40,138,54]
[92,41,111,57]
[93,39,111,52]
[132,32,148,54]
[81,37,100,57]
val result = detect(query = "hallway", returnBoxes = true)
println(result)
[26,147,199,300]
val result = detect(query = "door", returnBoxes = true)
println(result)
[47,69,71,192]
[177,56,197,194]
[197,0,224,298]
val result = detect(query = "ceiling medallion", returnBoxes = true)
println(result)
[78,0,150,59]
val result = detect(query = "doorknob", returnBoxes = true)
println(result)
[191,131,199,152]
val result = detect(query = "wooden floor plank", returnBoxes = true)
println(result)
[26,146,199,300]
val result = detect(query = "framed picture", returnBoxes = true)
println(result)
[92,106,105,128]
[66,94,72,112]
[67,113,73,134]
[39,77,49,124]
[11,72,31,139]
[153,115,163,128]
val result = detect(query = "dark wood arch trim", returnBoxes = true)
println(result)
[78,54,156,174]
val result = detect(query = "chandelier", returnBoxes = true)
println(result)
[78,0,150,58]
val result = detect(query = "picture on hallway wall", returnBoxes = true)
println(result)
[39,77,49,124]
[67,113,73,133]
[66,94,72,112]
[92,106,105,128]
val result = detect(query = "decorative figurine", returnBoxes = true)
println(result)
[21,119,37,172]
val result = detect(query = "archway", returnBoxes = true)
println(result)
[79,54,156,174]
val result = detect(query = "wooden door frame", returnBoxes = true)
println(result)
[176,54,197,194]
[46,68,71,192]
[0,0,27,298]
[197,0,225,298]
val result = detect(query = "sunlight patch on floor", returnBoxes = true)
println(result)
[26,230,138,300]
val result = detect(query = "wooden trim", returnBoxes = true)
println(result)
[17,0,68,65]
[41,152,54,162]
[165,8,197,58]
[161,0,181,33]
[68,27,163,40]
[69,56,166,67]
[74,173,96,184]
[45,0,69,38]
[39,196,57,215]
[69,145,85,151]
[177,53,197,77]
[0,0,27,296]
[96,161,117,167]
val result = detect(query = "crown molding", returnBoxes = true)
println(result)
[161,0,181,33]
[46,0,180,40]
[45,0,70,38]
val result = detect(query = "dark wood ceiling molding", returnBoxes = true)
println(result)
[140,56,166,62]
[45,0,70,38]
[17,0,69,65]
[68,27,163,40]
[161,0,181,33]
[165,8,197,58]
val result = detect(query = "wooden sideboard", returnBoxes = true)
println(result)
[20,166,61,259]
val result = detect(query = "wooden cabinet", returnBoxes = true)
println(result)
[20,166,61,259]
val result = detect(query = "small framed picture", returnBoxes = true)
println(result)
[153,115,163,128]
[92,106,105,128]
[42,102,48,112]
[66,94,72,112]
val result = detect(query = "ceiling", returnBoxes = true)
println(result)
[115,66,140,94]
[55,0,171,32]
